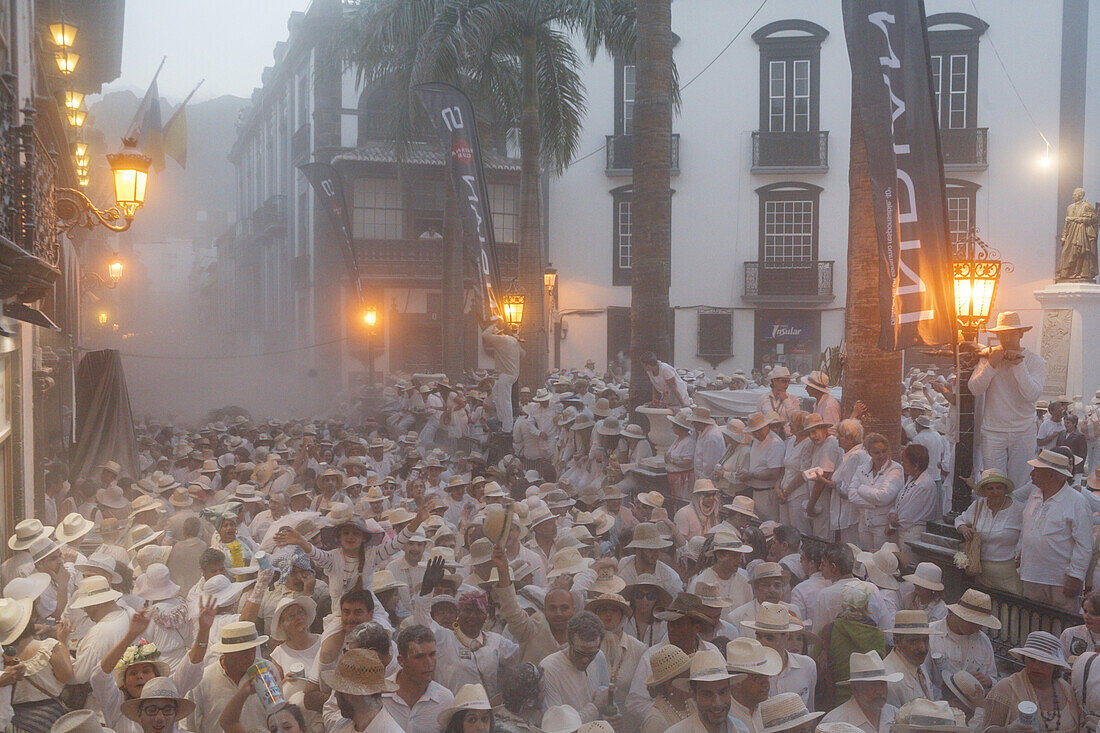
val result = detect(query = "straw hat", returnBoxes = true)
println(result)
[725,638,783,676]
[857,548,899,591]
[542,705,583,733]
[578,722,614,733]
[438,683,492,729]
[751,562,785,583]
[271,596,318,641]
[370,570,407,594]
[127,524,166,553]
[28,536,61,563]
[682,648,734,685]
[120,676,195,722]
[1009,631,1069,668]
[721,418,751,444]
[624,574,673,608]
[694,582,732,610]
[47,710,113,733]
[723,495,759,519]
[74,552,122,584]
[70,575,123,610]
[943,669,985,712]
[973,468,1014,497]
[902,562,944,592]
[585,593,631,616]
[0,597,33,645]
[212,621,269,654]
[886,610,945,636]
[817,725,866,733]
[688,406,716,427]
[987,310,1031,333]
[154,475,182,494]
[201,574,255,609]
[593,398,613,418]
[768,366,792,382]
[692,478,719,495]
[597,417,623,436]
[168,487,194,507]
[667,408,694,431]
[8,518,53,551]
[892,699,969,732]
[622,424,647,440]
[589,566,627,596]
[742,602,803,633]
[572,412,596,431]
[322,648,399,696]
[760,692,824,733]
[627,522,673,550]
[3,572,50,602]
[96,460,122,476]
[711,530,753,555]
[802,370,830,392]
[840,650,903,684]
[946,589,1001,630]
[1026,449,1074,477]
[645,643,692,687]
[128,494,163,519]
[637,492,664,509]
[134,563,180,603]
[547,548,593,578]
[54,513,94,545]
[111,642,170,688]
[797,413,832,435]
[654,592,710,623]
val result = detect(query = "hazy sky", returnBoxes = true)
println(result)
[99,0,313,102]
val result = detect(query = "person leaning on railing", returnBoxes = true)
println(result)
[955,468,1024,594]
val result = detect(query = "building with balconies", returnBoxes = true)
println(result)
[548,1,1099,377]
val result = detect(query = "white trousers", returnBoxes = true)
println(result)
[980,427,1037,493]
[495,373,517,433]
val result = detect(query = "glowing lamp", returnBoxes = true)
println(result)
[49,22,77,48]
[74,142,87,158]
[544,267,557,292]
[77,176,88,187]
[362,306,378,329]
[107,138,151,219]
[97,312,108,325]
[953,258,1002,334]
[64,91,84,110]
[501,281,526,329]
[108,260,123,285]
[55,49,79,75]
[66,107,86,127]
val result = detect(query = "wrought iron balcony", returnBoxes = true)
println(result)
[605,133,680,176]
[353,239,519,284]
[940,127,988,170]
[743,260,834,304]
[751,131,829,172]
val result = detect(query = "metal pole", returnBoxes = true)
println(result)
[952,328,979,515]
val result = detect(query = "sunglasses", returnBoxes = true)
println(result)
[636,590,661,601]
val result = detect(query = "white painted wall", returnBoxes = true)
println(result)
[548,0,1087,374]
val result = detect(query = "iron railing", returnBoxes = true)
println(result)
[0,72,17,245]
[752,130,829,170]
[353,239,519,281]
[605,133,680,175]
[25,133,60,269]
[940,127,988,168]
[744,260,834,301]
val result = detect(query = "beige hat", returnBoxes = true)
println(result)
[892,699,969,732]
[133,563,180,603]
[438,683,492,728]
[69,575,123,610]
[1009,630,1069,669]
[624,574,673,608]
[1026,449,1074,477]
[724,495,758,519]
[902,562,944,591]
[370,570,407,594]
[95,485,128,509]
[797,413,832,435]
[688,405,717,427]
[0,597,33,645]
[547,548,593,578]
[47,709,113,733]
[768,366,792,382]
[817,725,866,733]
[987,310,1031,333]
[644,643,692,687]
[53,512,94,545]
[751,562,785,582]
[745,412,770,433]
[725,638,783,676]
[28,536,61,563]
[211,621,269,654]
[466,538,494,566]
[711,530,753,555]
[943,669,985,712]
[946,589,1001,630]
[678,648,733,685]
[694,582,732,609]
[542,705,583,733]
[589,566,627,595]
[858,548,899,591]
[627,522,673,550]
[637,491,664,509]
[760,692,824,733]
[578,721,614,733]
[271,596,318,641]
[120,676,195,722]
[802,370,830,392]
[96,460,122,475]
[841,650,903,684]
[3,572,50,603]
[622,423,647,440]
[127,524,166,553]
[886,610,945,636]
[9,518,53,551]
[585,592,631,616]
[692,478,719,494]
[667,408,694,431]
[168,487,194,507]
[128,494,163,519]
[742,601,803,633]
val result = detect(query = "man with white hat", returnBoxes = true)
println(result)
[189,620,273,732]
[1018,449,1093,611]
[928,589,999,689]
[482,317,525,433]
[726,638,782,733]
[758,367,801,429]
[742,413,786,522]
[819,651,899,733]
[728,563,788,632]
[967,311,1046,490]
[691,408,726,483]
[743,602,816,710]
[691,530,753,612]
[881,610,943,708]
[661,647,748,733]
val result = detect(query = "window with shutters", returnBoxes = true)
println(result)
[611,185,633,286]
[697,310,734,364]
[752,20,828,134]
[926,13,987,130]
[614,59,637,136]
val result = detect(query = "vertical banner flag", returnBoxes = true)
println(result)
[843,0,956,349]
[414,82,503,322]
[298,162,364,302]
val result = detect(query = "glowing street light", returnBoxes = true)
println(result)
[97,312,108,326]
[362,306,378,330]
[64,91,84,110]
[57,137,153,234]
[107,259,123,285]
[49,22,78,48]
[55,49,79,75]
[66,106,86,127]
[501,281,526,329]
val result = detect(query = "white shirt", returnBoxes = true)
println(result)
[790,573,831,623]
[188,655,271,733]
[954,498,1024,562]
[647,361,689,406]
[692,568,753,613]
[968,349,1046,434]
[820,697,897,733]
[331,707,405,733]
[540,648,611,723]
[928,617,997,686]
[618,555,684,596]
[694,425,727,480]
[894,471,941,528]
[627,639,719,724]
[1037,416,1065,447]
[883,649,934,709]
[813,395,842,435]
[73,607,132,685]
[1019,484,1093,584]
[832,446,869,531]
[482,327,524,378]
[911,429,944,481]
[382,679,454,733]
[851,460,905,529]
[413,597,519,700]
[772,652,817,711]
[759,392,802,426]
[748,432,785,489]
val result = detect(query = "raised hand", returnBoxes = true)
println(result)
[127,608,152,640]
[197,595,218,632]
[420,555,446,596]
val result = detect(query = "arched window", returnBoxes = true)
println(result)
[755,181,823,263]
[752,20,829,133]
[926,13,988,130]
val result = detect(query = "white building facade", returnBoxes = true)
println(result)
[548,0,1100,377]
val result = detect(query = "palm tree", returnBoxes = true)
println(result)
[418,0,621,387]
[628,0,673,411]
[844,103,902,448]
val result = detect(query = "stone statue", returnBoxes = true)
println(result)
[1055,187,1099,282]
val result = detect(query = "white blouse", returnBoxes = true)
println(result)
[954,497,1024,562]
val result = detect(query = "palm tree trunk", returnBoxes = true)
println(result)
[516,34,548,388]
[844,102,901,447]
[629,0,673,411]
[441,163,464,378]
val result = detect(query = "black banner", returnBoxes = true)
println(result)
[299,162,363,302]
[414,82,502,322]
[843,0,956,349]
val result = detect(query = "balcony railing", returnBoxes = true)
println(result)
[751,131,829,172]
[940,127,988,169]
[605,133,680,176]
[353,239,519,282]
[743,260,834,303]
[0,73,16,246]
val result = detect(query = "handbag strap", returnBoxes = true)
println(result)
[1080,652,1099,703]
[13,676,67,708]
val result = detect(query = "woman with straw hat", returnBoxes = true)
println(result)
[438,683,493,733]
[639,644,693,733]
[953,468,1024,594]
[673,479,721,540]
[0,592,72,732]
[664,408,697,502]
[269,596,321,682]
[622,574,671,647]
[985,631,1080,732]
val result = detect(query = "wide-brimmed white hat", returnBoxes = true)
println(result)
[672,648,733,690]
[542,705,583,733]
[946,589,1001,630]
[627,522,673,550]
[46,709,113,733]
[857,548,899,591]
[211,621,268,654]
[987,310,1031,333]
[892,699,969,732]
[943,669,985,712]
[802,370,830,392]
[0,597,33,645]
[3,572,50,603]
[667,408,694,431]
[437,683,492,728]
[120,676,195,722]
[1027,449,1074,478]
[723,495,758,519]
[597,417,623,436]
[271,596,318,641]
[886,610,945,636]
[621,423,647,440]
[725,638,783,676]
[711,529,753,555]
[28,536,61,563]
[75,552,123,584]
[902,562,944,591]
[95,484,128,509]
[8,518,53,551]
[760,692,824,733]
[70,575,123,610]
[742,601,804,633]
[201,574,255,609]
[688,406,717,427]
[127,524,166,553]
[547,548,593,578]
[128,494,163,519]
[134,563,181,603]
[767,366,792,382]
[53,512,94,545]
[370,570,407,594]
[1009,630,1069,668]
[840,650,903,684]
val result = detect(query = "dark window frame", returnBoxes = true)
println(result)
[945,178,980,252]
[755,181,823,263]
[611,184,633,286]
[926,13,988,130]
[697,309,734,365]
[613,57,636,137]
[752,20,829,133]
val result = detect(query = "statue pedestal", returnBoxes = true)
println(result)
[1033,282,1100,402]
[637,406,675,451]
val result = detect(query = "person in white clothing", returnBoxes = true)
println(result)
[539,611,613,724]
[849,434,904,551]
[758,367,801,432]
[641,352,689,408]
[481,317,525,433]
[967,311,1046,491]
[803,371,840,437]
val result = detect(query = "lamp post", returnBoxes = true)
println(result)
[83,258,123,289]
[544,266,558,368]
[56,137,151,233]
[362,305,378,384]
[951,230,1012,513]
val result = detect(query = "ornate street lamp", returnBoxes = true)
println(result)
[362,306,378,331]
[49,22,78,48]
[107,260,123,285]
[501,280,526,329]
[950,230,1012,513]
[57,137,151,233]
[66,105,86,127]
[55,49,79,75]
[63,91,83,111]
[97,311,108,326]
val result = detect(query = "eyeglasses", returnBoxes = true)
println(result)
[140,704,178,717]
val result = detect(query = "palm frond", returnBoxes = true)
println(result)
[533,26,587,172]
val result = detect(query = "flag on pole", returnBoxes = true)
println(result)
[126,58,167,172]
[163,80,203,168]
